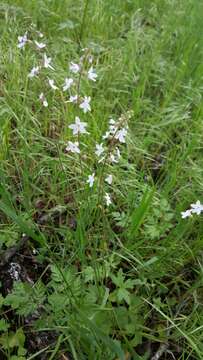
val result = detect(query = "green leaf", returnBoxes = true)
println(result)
[48,293,69,311]
[113,307,129,328]
[50,265,64,283]
[0,294,4,308]
[0,328,25,350]
[117,288,131,304]
[83,266,95,283]
[124,278,137,289]
[111,269,125,287]
[84,285,98,304]
[0,180,45,246]
[129,187,154,239]
[4,281,45,316]
[0,319,10,332]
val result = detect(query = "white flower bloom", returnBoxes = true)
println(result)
[43,54,54,70]
[110,154,117,163]
[109,118,115,125]
[87,67,97,81]
[105,192,112,206]
[39,93,48,107]
[63,78,74,91]
[69,95,78,103]
[69,62,80,73]
[17,32,28,49]
[102,119,118,140]
[28,66,40,78]
[190,200,203,215]
[110,147,121,163]
[48,79,58,90]
[109,118,118,135]
[88,55,93,64]
[39,94,48,107]
[95,143,104,157]
[102,131,111,140]
[79,55,85,63]
[69,116,88,135]
[105,175,113,185]
[181,209,192,219]
[35,40,46,49]
[87,173,95,188]
[79,96,91,113]
[38,31,44,38]
[66,141,80,154]
[115,127,128,143]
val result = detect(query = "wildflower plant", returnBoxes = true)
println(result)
[17,28,136,245]
[1,3,203,360]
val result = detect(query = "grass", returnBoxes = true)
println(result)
[0,0,203,359]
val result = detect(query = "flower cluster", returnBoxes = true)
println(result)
[181,200,203,219]
[85,111,133,205]
[18,29,133,208]
[64,61,133,206]
[64,52,133,206]
[102,118,128,143]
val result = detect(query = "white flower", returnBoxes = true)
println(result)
[110,154,117,163]
[110,147,121,163]
[190,200,203,215]
[37,31,44,38]
[80,55,85,63]
[95,143,104,157]
[109,118,118,135]
[102,119,118,140]
[88,55,93,64]
[87,173,95,188]
[69,95,78,103]
[28,66,40,78]
[105,192,112,206]
[87,67,97,81]
[17,32,28,49]
[105,175,113,185]
[65,141,80,154]
[102,131,111,140]
[48,79,58,90]
[63,78,74,91]
[79,96,91,113]
[69,116,88,135]
[35,40,46,49]
[115,127,128,143]
[69,62,80,73]
[39,93,48,107]
[181,200,203,219]
[181,209,192,219]
[43,54,54,70]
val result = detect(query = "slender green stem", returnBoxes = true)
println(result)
[78,0,89,48]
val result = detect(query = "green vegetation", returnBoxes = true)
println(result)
[0,0,203,359]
